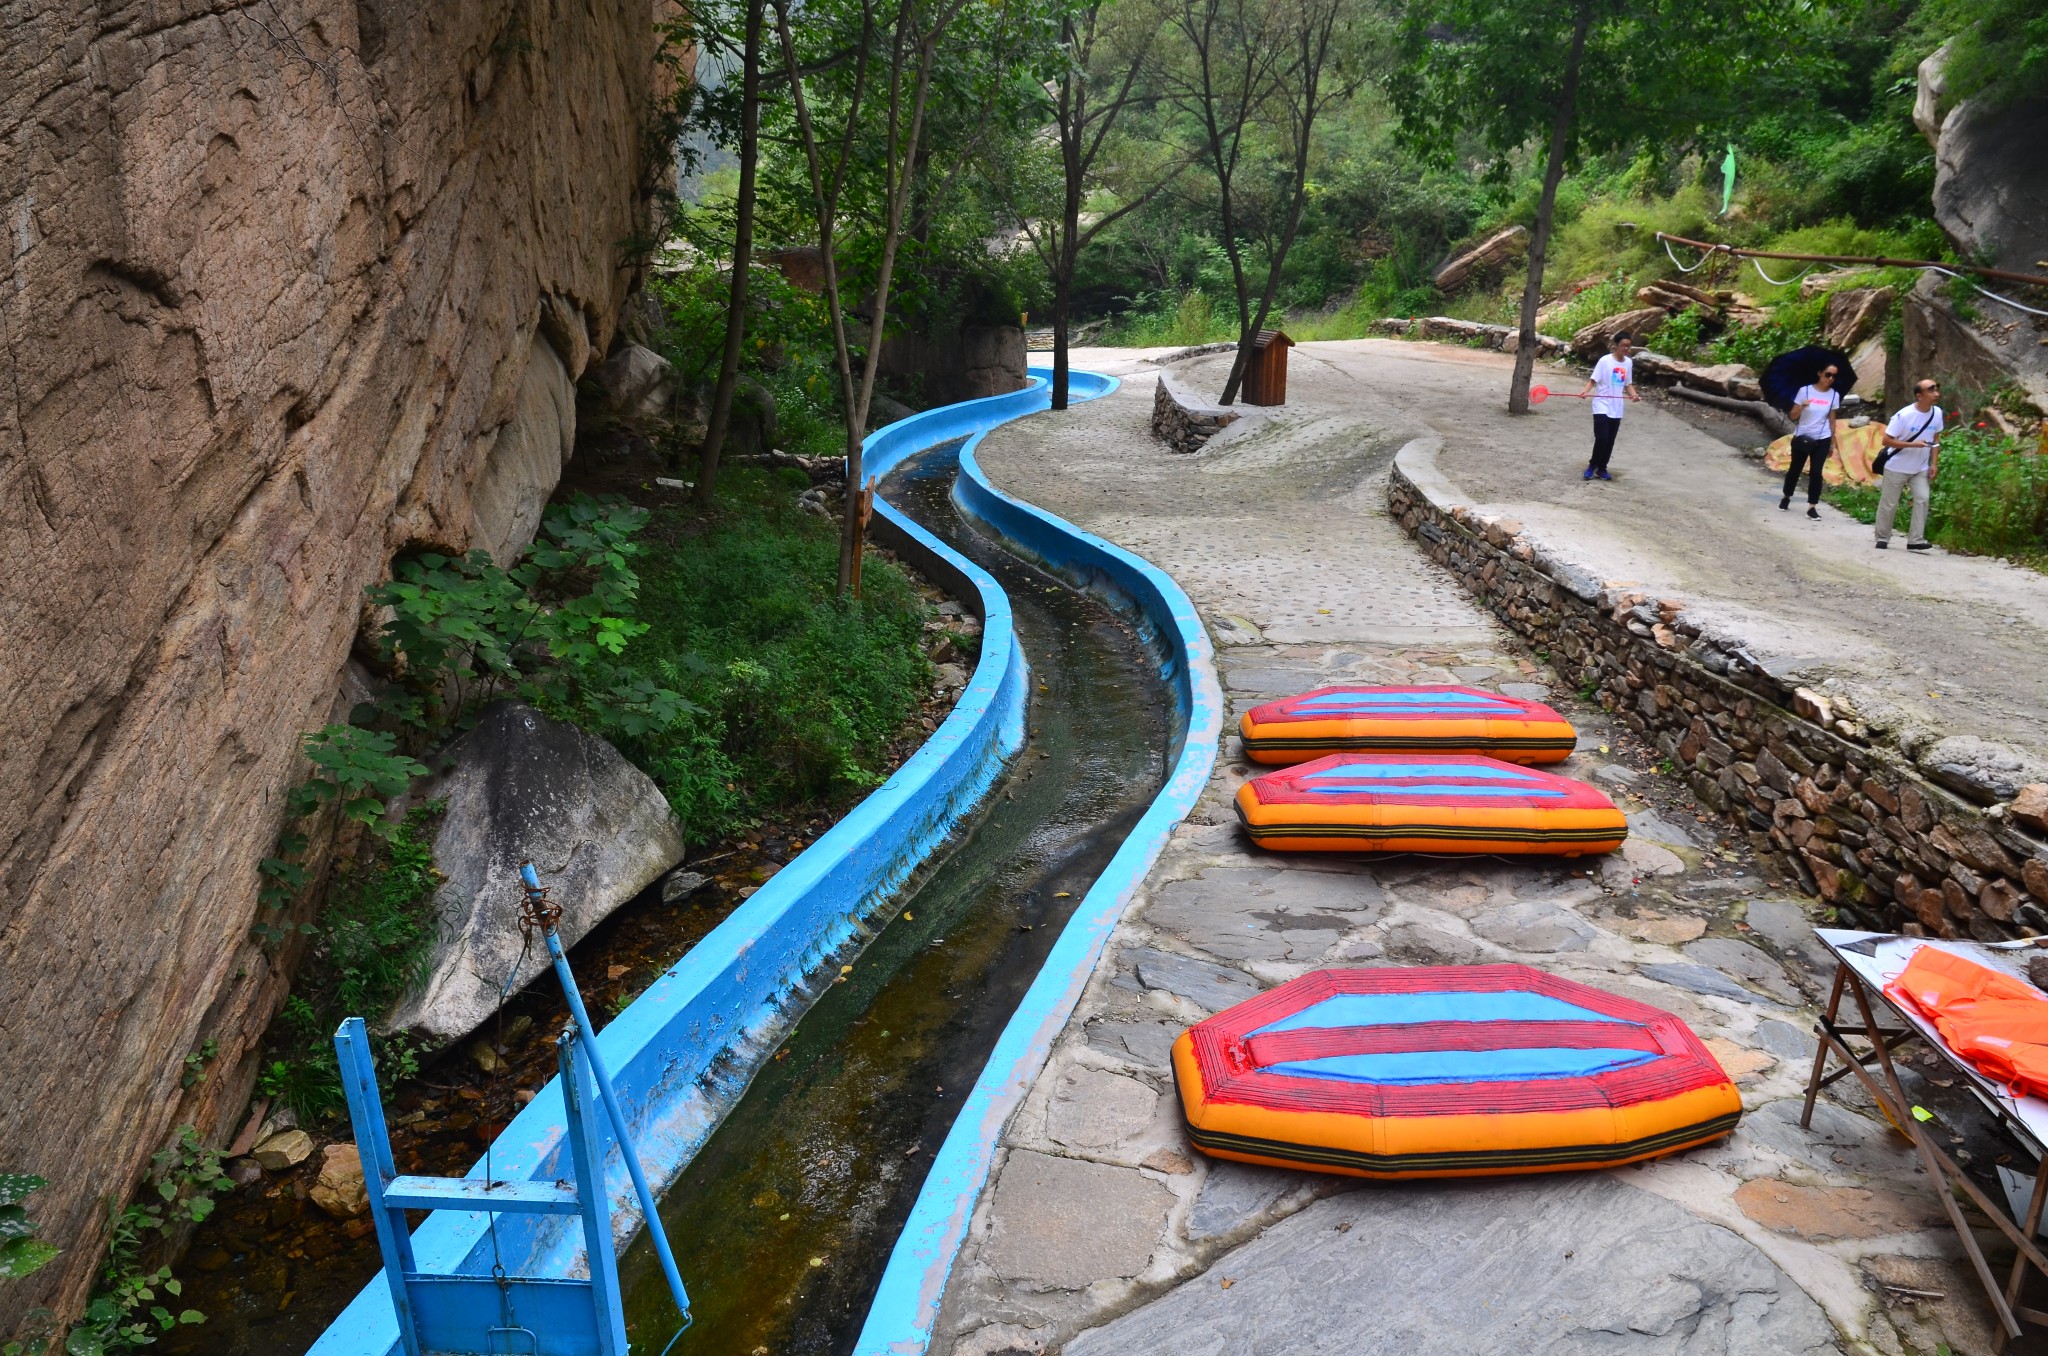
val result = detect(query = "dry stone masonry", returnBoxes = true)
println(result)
[1390,441,2048,943]
[1150,371,1241,453]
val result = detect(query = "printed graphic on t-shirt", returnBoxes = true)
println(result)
[1591,356,1631,417]
[1794,386,1838,439]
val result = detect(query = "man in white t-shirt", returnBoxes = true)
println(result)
[1874,378,1944,550]
[1779,363,1845,519]
[1577,332,1639,481]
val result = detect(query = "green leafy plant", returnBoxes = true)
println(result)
[1710,295,1825,373]
[2,1309,56,1356]
[1653,307,1708,358]
[623,468,933,841]
[1545,271,1641,340]
[286,727,430,836]
[258,807,445,1120]
[178,1041,218,1090]
[0,1174,58,1282]
[361,496,699,743]
[59,1129,230,1355]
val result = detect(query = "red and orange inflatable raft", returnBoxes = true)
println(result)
[1173,966,1741,1178]
[1240,686,1576,765]
[1234,752,1628,856]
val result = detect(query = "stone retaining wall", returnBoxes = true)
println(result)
[1150,371,1240,453]
[1389,439,2048,941]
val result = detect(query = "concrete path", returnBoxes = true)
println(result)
[925,347,2028,1356]
[1299,339,2048,769]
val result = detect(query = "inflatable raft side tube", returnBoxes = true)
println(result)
[311,379,1086,1356]
[853,368,1226,1356]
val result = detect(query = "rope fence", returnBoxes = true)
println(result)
[1655,232,2048,320]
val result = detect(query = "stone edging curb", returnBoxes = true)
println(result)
[311,376,1117,1356]
[1389,436,2048,941]
[1150,369,1241,453]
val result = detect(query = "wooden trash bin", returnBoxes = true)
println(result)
[1241,329,1294,406]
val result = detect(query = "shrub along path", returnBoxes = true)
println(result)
[1289,337,2048,773]
[922,348,2010,1356]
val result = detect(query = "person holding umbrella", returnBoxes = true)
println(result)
[1780,362,1846,518]
[1874,379,1945,551]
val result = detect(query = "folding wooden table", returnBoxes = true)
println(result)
[1804,928,2048,1346]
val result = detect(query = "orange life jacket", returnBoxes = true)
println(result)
[1885,945,2048,1099]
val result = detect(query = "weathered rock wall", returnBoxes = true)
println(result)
[0,0,673,1323]
[1389,448,2048,943]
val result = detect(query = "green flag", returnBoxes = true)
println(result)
[1720,144,1737,215]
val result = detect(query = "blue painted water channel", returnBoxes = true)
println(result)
[612,442,1173,1352]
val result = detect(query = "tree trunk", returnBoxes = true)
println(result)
[1051,264,1072,410]
[697,0,766,503]
[1508,3,1590,415]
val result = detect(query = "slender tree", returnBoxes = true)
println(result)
[1215,0,1370,404]
[1162,0,1287,401]
[772,0,1041,593]
[1163,0,1368,404]
[698,0,768,504]
[1015,0,1179,409]
[1392,0,1796,411]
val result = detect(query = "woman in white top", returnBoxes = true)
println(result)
[1779,364,1845,518]
[1874,379,1944,550]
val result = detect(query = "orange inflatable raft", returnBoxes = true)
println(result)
[1234,752,1628,856]
[1173,966,1741,1178]
[1239,686,1576,765]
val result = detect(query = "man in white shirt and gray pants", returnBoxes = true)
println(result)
[1875,378,1944,551]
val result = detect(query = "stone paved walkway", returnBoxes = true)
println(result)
[924,347,2035,1356]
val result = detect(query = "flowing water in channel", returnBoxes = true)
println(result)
[615,442,1175,1354]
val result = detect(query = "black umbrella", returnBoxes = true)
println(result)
[1761,345,1857,411]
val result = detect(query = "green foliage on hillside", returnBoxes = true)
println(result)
[627,467,934,842]
[1072,0,1975,343]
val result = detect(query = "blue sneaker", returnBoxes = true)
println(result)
[1582,467,1596,480]
[1596,469,1613,481]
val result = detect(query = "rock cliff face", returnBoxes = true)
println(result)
[0,0,674,1324]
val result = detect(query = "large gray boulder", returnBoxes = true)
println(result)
[386,701,685,1041]
[587,342,676,423]
[1933,96,2048,277]
[470,332,576,565]
[1913,41,1951,145]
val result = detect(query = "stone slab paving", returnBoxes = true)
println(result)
[929,351,2033,1356]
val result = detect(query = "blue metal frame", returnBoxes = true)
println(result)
[336,1018,629,1356]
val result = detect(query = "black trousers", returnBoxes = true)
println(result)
[1589,414,1621,472]
[1783,435,1831,504]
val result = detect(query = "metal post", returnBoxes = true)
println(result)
[336,1017,424,1356]
[560,1029,630,1356]
[519,862,692,1324]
